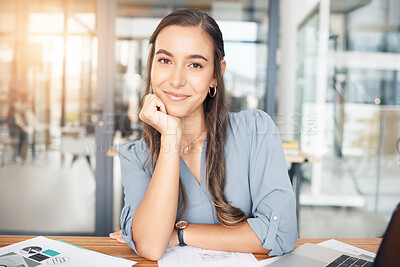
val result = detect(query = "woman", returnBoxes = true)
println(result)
[110,8,297,260]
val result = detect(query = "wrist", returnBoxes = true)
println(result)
[169,228,180,247]
[175,221,189,246]
[161,132,181,153]
[159,118,181,137]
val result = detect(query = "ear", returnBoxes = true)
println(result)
[220,59,226,76]
[211,59,226,87]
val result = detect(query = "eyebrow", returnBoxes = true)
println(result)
[155,49,208,61]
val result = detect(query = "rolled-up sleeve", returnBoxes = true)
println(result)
[117,140,151,256]
[246,110,298,256]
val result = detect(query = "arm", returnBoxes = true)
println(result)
[130,94,182,260]
[170,222,270,253]
[169,110,297,255]
[132,134,181,260]
[246,110,298,255]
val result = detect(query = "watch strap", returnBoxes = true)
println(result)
[177,228,186,246]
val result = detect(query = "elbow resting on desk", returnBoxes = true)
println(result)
[135,240,166,261]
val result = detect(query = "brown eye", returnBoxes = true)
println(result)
[190,63,202,69]
[159,58,170,64]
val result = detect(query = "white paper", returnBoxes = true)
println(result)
[317,239,376,260]
[248,239,377,266]
[158,246,257,267]
[0,236,136,267]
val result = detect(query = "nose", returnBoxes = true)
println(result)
[170,65,186,88]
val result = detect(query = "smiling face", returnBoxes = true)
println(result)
[150,25,219,118]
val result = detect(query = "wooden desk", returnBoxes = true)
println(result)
[0,236,381,266]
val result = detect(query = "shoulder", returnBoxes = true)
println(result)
[228,109,278,135]
[117,139,150,166]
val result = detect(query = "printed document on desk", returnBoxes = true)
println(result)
[317,239,376,260]
[158,246,258,267]
[0,236,136,267]
[248,239,376,266]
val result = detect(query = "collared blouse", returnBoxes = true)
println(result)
[118,109,298,256]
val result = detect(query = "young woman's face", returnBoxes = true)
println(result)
[150,25,222,118]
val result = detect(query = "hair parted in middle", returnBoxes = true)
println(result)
[141,8,248,227]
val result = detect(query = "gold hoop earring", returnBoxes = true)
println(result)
[208,86,217,98]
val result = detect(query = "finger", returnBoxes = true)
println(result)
[153,96,167,114]
[109,229,122,238]
[148,95,165,113]
[143,94,161,114]
[142,96,168,125]
[145,94,167,115]
[139,94,155,122]
[117,237,126,243]
[142,94,156,109]
[141,94,154,111]
[109,232,117,239]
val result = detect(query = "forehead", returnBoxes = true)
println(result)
[155,25,214,58]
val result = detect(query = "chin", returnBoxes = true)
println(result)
[165,105,188,118]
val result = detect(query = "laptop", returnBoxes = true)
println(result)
[267,203,400,267]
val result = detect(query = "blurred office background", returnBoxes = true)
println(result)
[0,0,399,238]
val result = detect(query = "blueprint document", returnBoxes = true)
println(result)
[0,236,136,267]
[158,246,258,267]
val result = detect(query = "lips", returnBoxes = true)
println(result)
[163,91,190,102]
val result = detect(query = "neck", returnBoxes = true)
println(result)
[180,110,206,146]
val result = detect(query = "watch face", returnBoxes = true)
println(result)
[175,220,188,229]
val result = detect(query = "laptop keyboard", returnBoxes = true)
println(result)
[325,254,374,267]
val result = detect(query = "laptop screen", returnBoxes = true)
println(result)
[373,203,400,267]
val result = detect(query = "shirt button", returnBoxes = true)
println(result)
[273,215,278,221]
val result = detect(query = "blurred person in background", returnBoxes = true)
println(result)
[7,94,28,163]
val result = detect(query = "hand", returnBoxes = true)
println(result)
[139,94,181,137]
[109,230,126,244]
[168,229,179,248]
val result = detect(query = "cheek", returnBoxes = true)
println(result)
[189,83,210,106]
[151,63,169,84]
[191,75,213,96]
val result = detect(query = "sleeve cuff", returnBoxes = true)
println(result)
[120,205,141,256]
[247,210,282,256]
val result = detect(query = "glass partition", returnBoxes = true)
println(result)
[0,0,101,234]
[297,0,400,222]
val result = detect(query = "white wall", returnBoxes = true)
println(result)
[277,0,320,141]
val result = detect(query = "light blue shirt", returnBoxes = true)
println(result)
[118,109,298,256]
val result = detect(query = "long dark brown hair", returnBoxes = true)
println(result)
[142,8,247,226]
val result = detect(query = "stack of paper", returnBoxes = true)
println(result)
[0,236,136,267]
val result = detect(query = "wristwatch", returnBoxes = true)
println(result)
[175,220,188,247]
